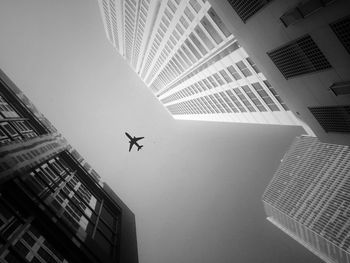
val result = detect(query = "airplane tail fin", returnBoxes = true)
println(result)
[137,145,143,151]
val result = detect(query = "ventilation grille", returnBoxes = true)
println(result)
[227,0,271,23]
[267,35,331,79]
[330,15,350,54]
[309,106,350,133]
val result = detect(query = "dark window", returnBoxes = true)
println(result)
[330,15,350,54]
[267,35,331,79]
[309,106,350,133]
[227,0,272,23]
[330,82,350,96]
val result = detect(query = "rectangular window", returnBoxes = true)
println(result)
[213,73,225,85]
[207,76,218,87]
[241,85,266,112]
[267,35,332,79]
[185,39,201,60]
[200,16,223,44]
[263,80,289,110]
[194,25,215,50]
[309,106,350,132]
[329,82,350,96]
[330,15,350,54]
[198,80,207,90]
[182,44,197,63]
[180,16,189,29]
[219,69,232,83]
[214,93,231,113]
[227,0,272,23]
[233,88,256,112]
[164,8,173,21]
[246,57,261,73]
[226,90,246,112]
[167,0,177,13]
[227,65,242,80]
[219,92,238,112]
[251,82,279,111]
[207,8,231,37]
[176,24,184,35]
[189,33,207,56]
[189,0,201,13]
[236,61,252,77]
[184,7,195,21]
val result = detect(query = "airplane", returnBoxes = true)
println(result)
[125,132,144,152]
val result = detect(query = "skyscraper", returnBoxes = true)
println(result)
[209,0,350,145]
[97,0,313,133]
[263,136,350,263]
[0,69,138,263]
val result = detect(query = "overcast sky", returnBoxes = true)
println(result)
[0,1,323,263]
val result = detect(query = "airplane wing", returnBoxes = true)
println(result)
[129,142,134,152]
[135,136,144,141]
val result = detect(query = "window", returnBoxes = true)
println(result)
[251,82,279,111]
[241,85,266,111]
[203,79,212,89]
[176,24,184,35]
[0,95,20,118]
[227,65,242,80]
[167,0,176,13]
[214,93,232,113]
[207,8,231,37]
[227,0,272,23]
[164,8,173,20]
[309,106,350,133]
[233,88,256,112]
[267,35,332,79]
[198,80,207,90]
[182,44,197,63]
[329,82,350,96]
[180,16,189,29]
[219,69,232,83]
[236,61,252,77]
[226,90,246,112]
[185,39,201,60]
[1,122,19,137]
[246,57,261,73]
[200,16,223,44]
[207,76,218,87]
[330,15,350,54]
[194,25,215,50]
[219,92,238,112]
[264,82,288,110]
[213,73,225,85]
[189,33,207,56]
[184,7,195,21]
[189,0,201,13]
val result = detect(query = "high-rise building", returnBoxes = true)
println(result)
[263,136,350,263]
[0,69,138,263]
[209,0,350,145]
[97,0,314,133]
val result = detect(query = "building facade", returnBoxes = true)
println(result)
[0,69,138,263]
[97,0,314,132]
[263,136,350,263]
[209,0,350,145]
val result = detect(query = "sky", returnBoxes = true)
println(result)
[0,1,323,263]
